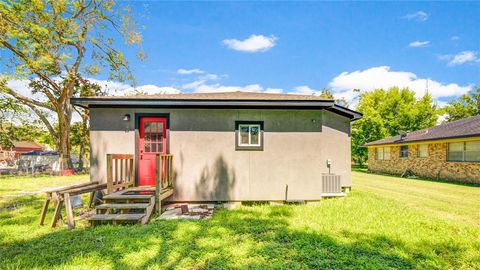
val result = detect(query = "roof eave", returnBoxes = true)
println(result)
[70,98,335,108]
[70,98,363,121]
[364,133,480,147]
[326,104,363,121]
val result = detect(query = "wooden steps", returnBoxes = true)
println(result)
[89,187,173,226]
[95,203,150,210]
[103,194,153,200]
[89,188,156,226]
[90,214,145,221]
[89,214,145,225]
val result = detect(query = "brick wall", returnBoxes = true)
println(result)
[368,142,480,184]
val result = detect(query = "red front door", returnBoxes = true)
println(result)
[138,116,167,186]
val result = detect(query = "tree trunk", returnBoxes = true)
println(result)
[77,114,88,172]
[78,142,85,172]
[57,99,74,170]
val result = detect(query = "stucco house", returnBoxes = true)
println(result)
[365,115,480,184]
[72,91,362,203]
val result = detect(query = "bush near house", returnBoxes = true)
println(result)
[0,172,479,269]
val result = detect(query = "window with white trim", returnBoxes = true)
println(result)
[417,144,428,158]
[235,121,264,150]
[384,147,391,160]
[375,147,390,160]
[448,141,480,162]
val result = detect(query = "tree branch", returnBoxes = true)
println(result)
[0,39,61,93]
[0,84,55,111]
[23,103,57,143]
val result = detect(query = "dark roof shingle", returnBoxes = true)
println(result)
[365,115,480,146]
[77,91,333,101]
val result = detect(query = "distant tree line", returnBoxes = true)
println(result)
[350,86,480,165]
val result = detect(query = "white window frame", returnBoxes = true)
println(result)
[448,141,480,162]
[238,124,262,147]
[384,147,391,160]
[417,144,428,158]
[375,146,391,160]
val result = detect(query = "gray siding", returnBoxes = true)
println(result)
[89,108,352,201]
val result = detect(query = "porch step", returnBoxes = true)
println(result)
[89,213,145,222]
[95,203,150,210]
[103,194,154,200]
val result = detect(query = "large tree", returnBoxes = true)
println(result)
[0,0,141,169]
[442,87,480,122]
[352,87,438,165]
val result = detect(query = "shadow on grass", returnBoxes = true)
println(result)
[0,196,461,270]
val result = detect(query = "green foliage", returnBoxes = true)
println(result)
[319,88,349,107]
[443,87,480,122]
[0,121,53,149]
[0,172,478,269]
[352,87,438,164]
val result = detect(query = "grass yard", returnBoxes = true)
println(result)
[0,172,479,269]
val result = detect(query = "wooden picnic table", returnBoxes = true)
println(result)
[39,181,107,229]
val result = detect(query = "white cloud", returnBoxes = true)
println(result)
[440,51,479,66]
[403,11,428,22]
[183,81,283,94]
[3,78,181,122]
[5,78,181,100]
[451,36,460,41]
[328,66,472,101]
[222,34,277,53]
[176,68,205,75]
[290,86,319,95]
[409,40,430,47]
[180,73,283,93]
[135,85,181,95]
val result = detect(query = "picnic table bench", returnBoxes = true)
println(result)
[39,154,136,229]
[39,181,107,229]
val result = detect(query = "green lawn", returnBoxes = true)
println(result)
[0,172,479,269]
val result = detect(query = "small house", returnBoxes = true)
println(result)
[11,141,44,155]
[365,115,480,184]
[71,91,362,203]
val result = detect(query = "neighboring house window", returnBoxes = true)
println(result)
[235,121,264,150]
[375,147,384,160]
[375,147,390,160]
[417,144,428,158]
[448,141,480,162]
[384,147,391,160]
[400,145,409,158]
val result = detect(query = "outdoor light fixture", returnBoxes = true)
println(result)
[123,114,131,121]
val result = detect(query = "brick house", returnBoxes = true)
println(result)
[365,115,480,184]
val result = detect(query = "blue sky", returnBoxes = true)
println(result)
[5,1,480,108]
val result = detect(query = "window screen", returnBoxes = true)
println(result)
[400,146,409,158]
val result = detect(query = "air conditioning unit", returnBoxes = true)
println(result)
[322,174,342,193]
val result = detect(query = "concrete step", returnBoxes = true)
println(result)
[89,213,145,221]
[95,203,150,210]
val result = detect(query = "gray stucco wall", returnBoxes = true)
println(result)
[89,108,352,201]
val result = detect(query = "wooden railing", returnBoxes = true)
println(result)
[106,154,135,193]
[155,154,174,192]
